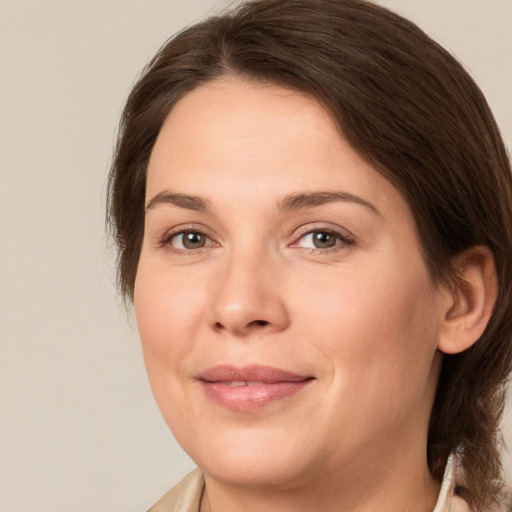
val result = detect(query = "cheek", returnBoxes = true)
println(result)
[134,261,206,376]
[133,261,212,436]
[296,255,440,393]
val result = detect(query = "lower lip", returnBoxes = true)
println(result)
[200,380,313,411]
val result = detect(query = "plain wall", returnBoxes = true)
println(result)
[1,1,510,511]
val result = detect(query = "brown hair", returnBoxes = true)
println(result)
[107,0,512,509]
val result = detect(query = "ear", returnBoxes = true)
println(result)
[437,246,498,355]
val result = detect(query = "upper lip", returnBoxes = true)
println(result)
[197,364,313,383]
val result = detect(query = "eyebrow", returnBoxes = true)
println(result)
[278,191,380,215]
[145,191,210,212]
[145,189,379,215]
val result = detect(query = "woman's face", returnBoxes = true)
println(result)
[135,80,445,489]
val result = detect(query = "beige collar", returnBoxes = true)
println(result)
[433,453,469,512]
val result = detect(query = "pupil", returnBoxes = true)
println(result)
[183,232,205,249]
[313,231,336,248]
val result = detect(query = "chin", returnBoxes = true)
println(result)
[180,425,315,489]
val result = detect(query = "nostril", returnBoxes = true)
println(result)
[213,319,269,331]
[251,320,269,327]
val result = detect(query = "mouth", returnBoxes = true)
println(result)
[197,364,315,411]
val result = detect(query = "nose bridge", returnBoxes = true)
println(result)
[208,240,289,335]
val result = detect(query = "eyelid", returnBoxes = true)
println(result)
[292,222,355,240]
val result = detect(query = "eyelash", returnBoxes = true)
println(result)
[158,225,356,255]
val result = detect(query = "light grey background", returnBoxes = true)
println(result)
[1,1,510,511]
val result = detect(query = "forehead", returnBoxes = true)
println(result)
[146,79,410,221]
[148,79,337,184]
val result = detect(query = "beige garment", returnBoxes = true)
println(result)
[148,454,469,512]
[148,469,204,512]
[434,454,469,512]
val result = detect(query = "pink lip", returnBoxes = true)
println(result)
[197,364,314,411]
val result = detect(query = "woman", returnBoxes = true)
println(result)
[107,0,512,510]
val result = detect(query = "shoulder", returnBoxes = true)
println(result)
[147,469,204,512]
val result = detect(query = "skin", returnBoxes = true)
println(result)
[134,79,490,512]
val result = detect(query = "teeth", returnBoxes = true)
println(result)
[228,381,263,387]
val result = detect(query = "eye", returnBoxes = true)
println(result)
[292,228,355,251]
[302,231,338,249]
[169,230,213,250]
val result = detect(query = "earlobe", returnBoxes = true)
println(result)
[437,246,498,355]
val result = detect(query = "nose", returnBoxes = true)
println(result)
[207,249,290,337]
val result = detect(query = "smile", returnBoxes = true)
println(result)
[197,365,314,411]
